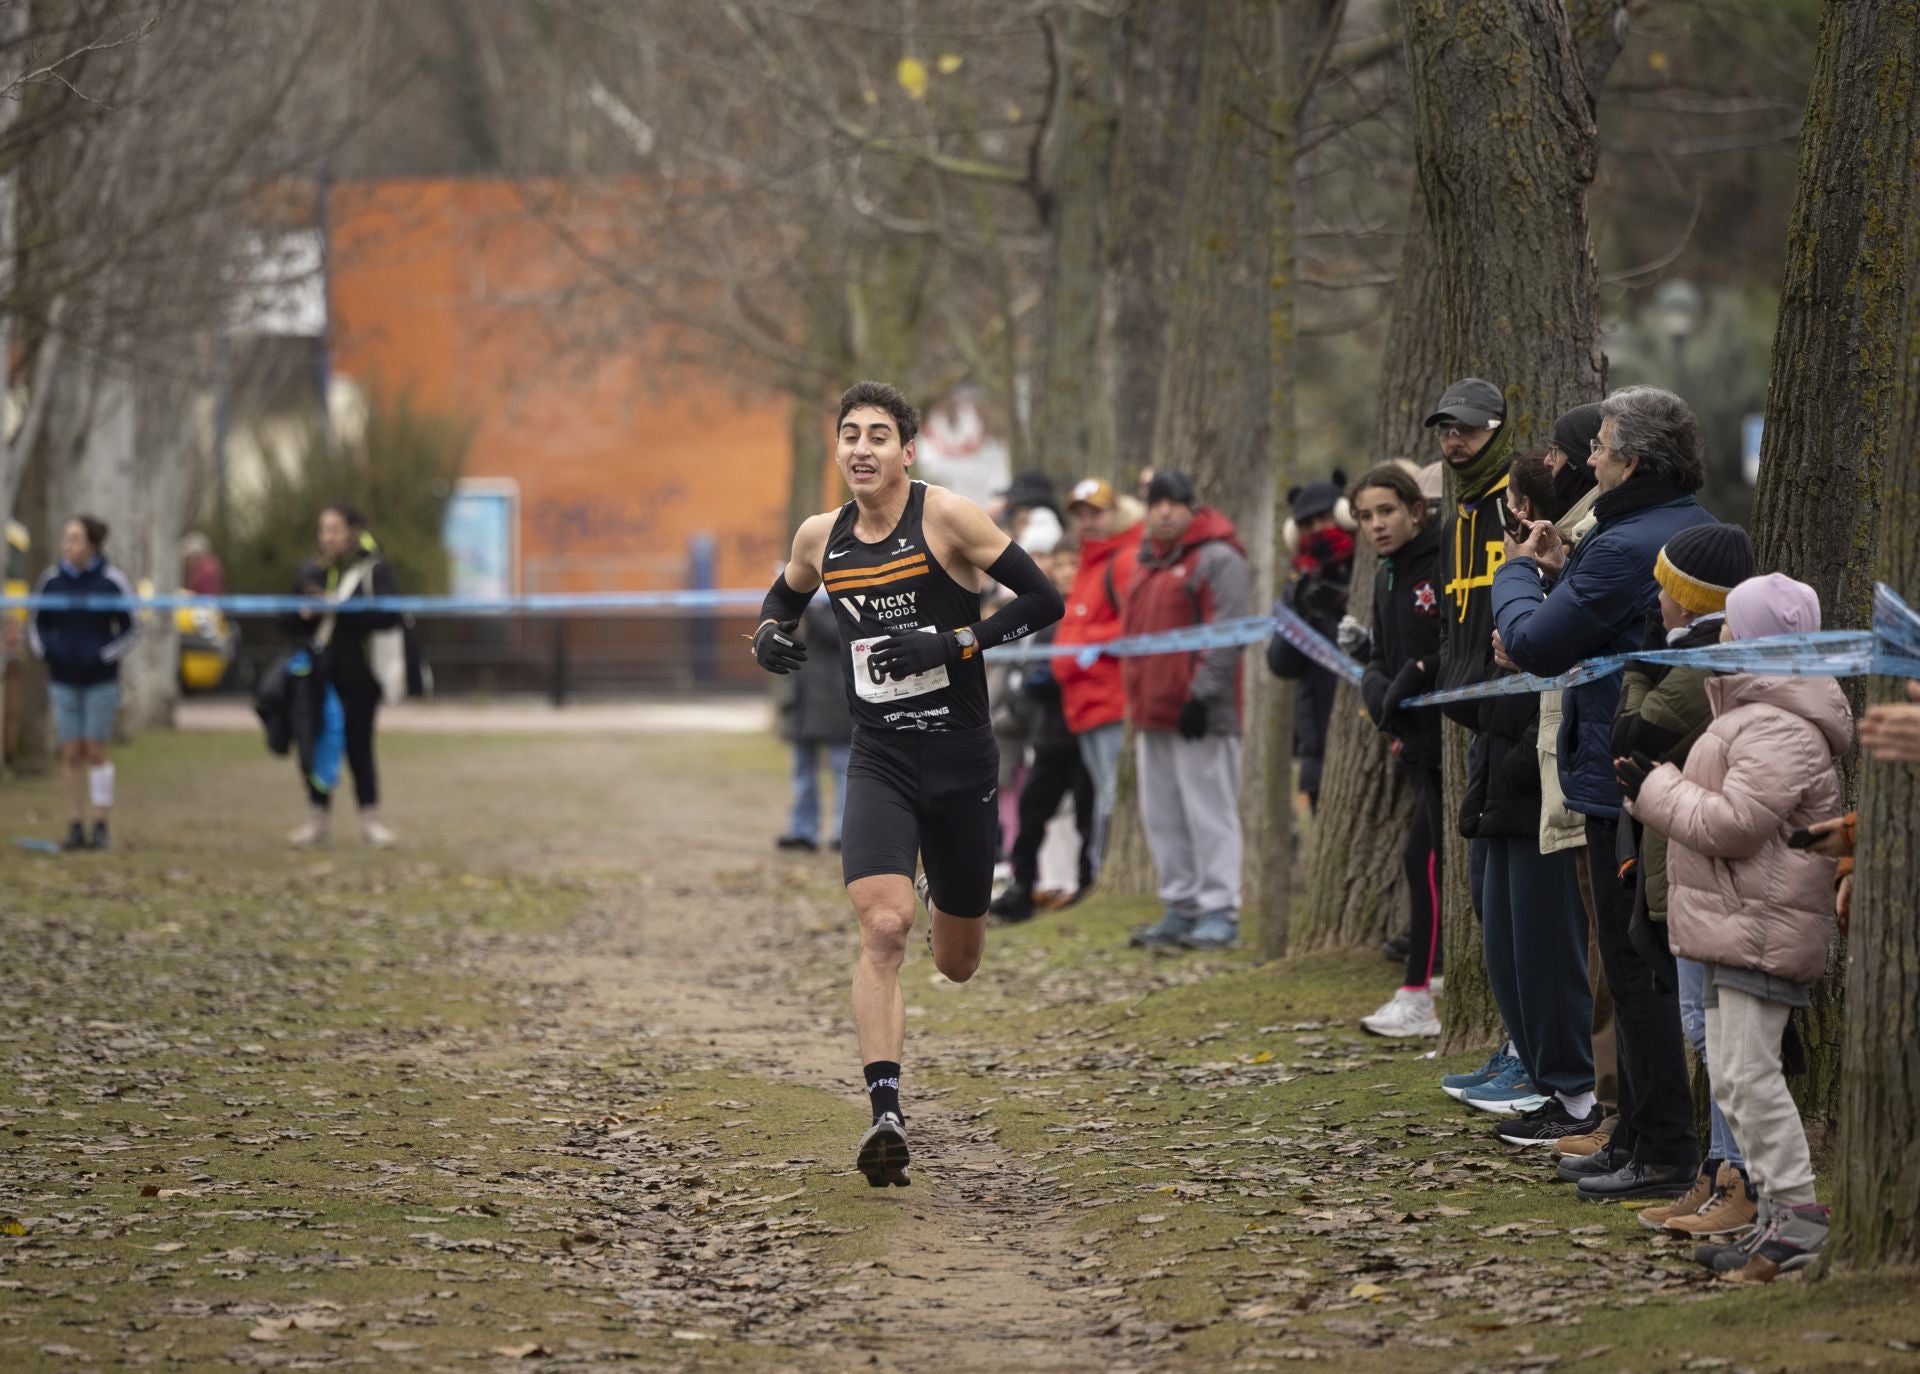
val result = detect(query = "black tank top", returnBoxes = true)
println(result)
[823,481,988,733]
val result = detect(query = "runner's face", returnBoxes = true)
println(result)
[1353,487,1416,555]
[837,406,912,497]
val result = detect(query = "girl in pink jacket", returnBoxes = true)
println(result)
[1617,573,1850,1284]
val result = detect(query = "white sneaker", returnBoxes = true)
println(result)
[361,818,397,849]
[287,816,329,848]
[1360,987,1441,1038]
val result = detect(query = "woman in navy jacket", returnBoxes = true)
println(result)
[30,515,138,850]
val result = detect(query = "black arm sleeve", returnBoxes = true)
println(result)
[758,571,814,627]
[972,542,1064,649]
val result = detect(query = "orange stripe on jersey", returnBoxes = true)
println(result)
[823,554,929,588]
[822,561,930,592]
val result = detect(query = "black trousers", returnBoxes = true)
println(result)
[1402,763,1444,987]
[1585,813,1697,1166]
[307,681,381,810]
[1010,741,1095,893]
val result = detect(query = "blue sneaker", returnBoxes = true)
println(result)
[1461,1062,1549,1116]
[1180,910,1240,950]
[1441,1046,1518,1101]
[1130,908,1196,948]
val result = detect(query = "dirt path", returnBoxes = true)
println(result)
[508,737,1164,1372]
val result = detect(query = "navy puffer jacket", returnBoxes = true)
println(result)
[1491,490,1712,819]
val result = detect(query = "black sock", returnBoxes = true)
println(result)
[864,1060,902,1124]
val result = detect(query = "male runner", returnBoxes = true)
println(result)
[751,380,1063,1186]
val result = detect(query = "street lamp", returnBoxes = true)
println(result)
[1653,279,1704,371]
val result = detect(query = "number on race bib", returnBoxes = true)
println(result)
[850,629,951,703]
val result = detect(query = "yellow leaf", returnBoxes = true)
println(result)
[1157,1184,1177,1193]
[1348,1281,1387,1301]
[1251,1049,1274,1064]
[936,53,963,74]
[897,57,929,100]
[1,1218,24,1236]
[1647,50,1669,73]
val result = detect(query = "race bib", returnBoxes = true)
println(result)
[851,628,951,703]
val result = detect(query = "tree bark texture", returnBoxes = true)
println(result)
[1297,192,1447,950]
[1100,0,1205,489]
[1828,0,1920,1274]
[1403,0,1607,1049]
[1148,0,1279,955]
[1028,5,1121,489]
[1749,0,1920,1134]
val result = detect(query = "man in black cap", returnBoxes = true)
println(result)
[1267,471,1356,811]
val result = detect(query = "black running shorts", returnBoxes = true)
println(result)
[841,725,1000,918]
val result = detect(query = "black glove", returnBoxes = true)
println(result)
[867,630,960,681]
[752,618,807,674]
[1177,698,1209,740]
[1614,750,1657,801]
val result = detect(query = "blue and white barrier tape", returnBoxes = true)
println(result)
[3,590,768,616]
[12,583,1920,700]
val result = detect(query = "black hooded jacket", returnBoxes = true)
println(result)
[1359,523,1443,769]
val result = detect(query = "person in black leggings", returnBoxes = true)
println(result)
[1350,464,1446,1037]
[284,504,402,848]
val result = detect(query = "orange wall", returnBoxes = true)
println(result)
[328,180,792,594]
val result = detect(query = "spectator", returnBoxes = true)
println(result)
[29,514,137,851]
[1420,377,1540,1115]
[1623,573,1849,1281]
[1121,471,1249,951]
[1053,477,1141,874]
[1493,384,1713,1203]
[180,531,226,597]
[1535,402,1620,1155]
[1349,463,1444,1037]
[776,597,852,853]
[1267,471,1356,811]
[284,504,403,849]
[991,547,1096,919]
[1471,451,1597,1145]
[1612,523,1760,1241]
[998,471,1063,555]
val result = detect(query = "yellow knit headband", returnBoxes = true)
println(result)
[1653,547,1730,615]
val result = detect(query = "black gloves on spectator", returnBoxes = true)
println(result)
[868,630,961,681]
[752,618,807,674]
[1177,698,1210,740]
[1614,750,1656,801]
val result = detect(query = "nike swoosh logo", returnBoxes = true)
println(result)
[827,550,851,559]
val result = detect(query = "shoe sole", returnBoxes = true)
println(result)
[1495,1129,1573,1147]
[856,1124,910,1188]
[1363,1021,1440,1038]
[1666,1218,1754,1238]
[1577,1181,1693,1204]
[1466,1093,1548,1117]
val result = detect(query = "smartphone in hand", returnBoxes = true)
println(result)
[1786,827,1817,849]
[1498,498,1527,541]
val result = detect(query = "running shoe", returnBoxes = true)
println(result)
[1460,1062,1548,1115]
[857,1112,911,1188]
[1360,987,1441,1038]
[1129,908,1196,948]
[1180,911,1240,950]
[1441,1045,1518,1101]
[1493,1098,1603,1147]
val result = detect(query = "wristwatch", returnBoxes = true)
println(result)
[952,626,979,660]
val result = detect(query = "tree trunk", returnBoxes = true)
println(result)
[1100,0,1204,489]
[1091,1,1208,901]
[1027,5,1121,489]
[1748,0,1920,1135]
[1404,0,1608,1048]
[1148,0,1280,955]
[1788,1,1920,1269]
[1297,193,1446,950]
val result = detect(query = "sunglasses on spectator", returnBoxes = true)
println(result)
[1435,422,1484,440]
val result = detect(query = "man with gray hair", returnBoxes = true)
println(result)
[1490,385,1715,1199]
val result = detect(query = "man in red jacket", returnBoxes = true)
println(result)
[1054,476,1140,874]
[1120,471,1250,951]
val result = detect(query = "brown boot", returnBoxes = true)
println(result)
[1639,1163,1716,1230]
[1554,1113,1616,1160]
[1667,1164,1758,1237]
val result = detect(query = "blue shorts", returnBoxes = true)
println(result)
[50,680,121,744]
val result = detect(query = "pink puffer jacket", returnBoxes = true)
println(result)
[1629,673,1851,984]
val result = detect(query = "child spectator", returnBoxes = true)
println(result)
[1348,464,1444,1037]
[1611,523,1758,1241]
[1267,472,1356,812]
[1621,573,1850,1282]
